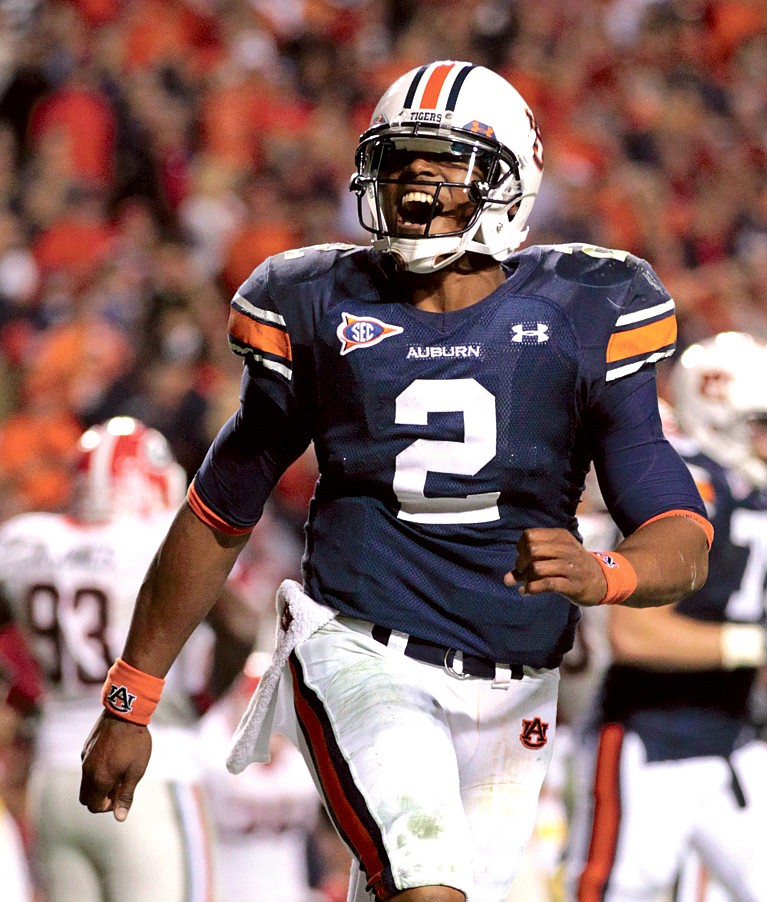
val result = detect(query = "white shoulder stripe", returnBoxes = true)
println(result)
[230,345,292,379]
[253,353,292,380]
[605,347,675,381]
[614,298,675,328]
[233,293,286,327]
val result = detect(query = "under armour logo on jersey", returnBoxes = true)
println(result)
[520,717,549,749]
[337,313,404,355]
[511,323,549,344]
[106,684,136,715]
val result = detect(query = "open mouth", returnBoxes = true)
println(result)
[398,190,443,227]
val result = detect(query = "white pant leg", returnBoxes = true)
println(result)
[691,740,767,902]
[0,801,33,902]
[675,849,734,902]
[289,618,559,902]
[457,667,559,902]
[565,729,724,902]
[30,768,218,902]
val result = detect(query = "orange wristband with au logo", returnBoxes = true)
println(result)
[102,658,165,725]
[590,551,638,605]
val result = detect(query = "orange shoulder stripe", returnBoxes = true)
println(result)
[606,315,677,364]
[694,478,715,505]
[228,308,292,361]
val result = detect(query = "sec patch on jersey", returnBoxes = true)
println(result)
[337,312,404,355]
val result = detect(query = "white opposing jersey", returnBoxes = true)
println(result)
[0,511,206,778]
[197,695,322,902]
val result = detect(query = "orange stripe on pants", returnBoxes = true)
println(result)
[577,723,624,901]
[289,658,390,897]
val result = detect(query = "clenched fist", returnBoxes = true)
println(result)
[505,528,607,606]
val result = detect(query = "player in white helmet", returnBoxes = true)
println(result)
[566,332,767,901]
[0,417,255,902]
[671,330,767,486]
[80,62,710,902]
[350,61,543,274]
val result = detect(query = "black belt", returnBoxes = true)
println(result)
[371,625,524,680]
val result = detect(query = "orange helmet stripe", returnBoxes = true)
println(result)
[419,62,455,109]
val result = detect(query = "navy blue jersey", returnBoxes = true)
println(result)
[600,440,767,758]
[192,243,707,666]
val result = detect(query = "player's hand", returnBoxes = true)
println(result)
[504,528,607,607]
[79,710,152,822]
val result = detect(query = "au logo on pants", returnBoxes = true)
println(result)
[520,717,549,749]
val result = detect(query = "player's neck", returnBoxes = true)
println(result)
[403,255,506,313]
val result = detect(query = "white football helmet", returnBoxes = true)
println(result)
[350,60,544,273]
[670,332,767,484]
[72,417,187,522]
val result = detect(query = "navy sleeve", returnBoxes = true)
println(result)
[589,370,707,538]
[191,369,312,532]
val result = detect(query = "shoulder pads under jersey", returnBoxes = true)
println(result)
[518,243,677,384]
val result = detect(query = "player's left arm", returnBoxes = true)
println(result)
[508,255,711,607]
[508,341,711,607]
[506,514,709,608]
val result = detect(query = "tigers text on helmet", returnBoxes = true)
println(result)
[350,60,543,274]
[72,417,187,522]
[669,332,767,486]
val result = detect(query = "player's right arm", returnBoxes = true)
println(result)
[81,258,313,822]
[79,501,250,821]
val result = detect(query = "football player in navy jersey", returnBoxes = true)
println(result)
[566,331,767,902]
[80,61,711,902]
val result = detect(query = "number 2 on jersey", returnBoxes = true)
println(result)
[393,378,501,524]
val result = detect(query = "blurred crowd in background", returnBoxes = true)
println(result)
[0,0,766,522]
[0,0,765,899]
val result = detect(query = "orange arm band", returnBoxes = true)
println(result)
[101,658,165,726]
[187,481,254,537]
[590,551,638,605]
[638,508,714,548]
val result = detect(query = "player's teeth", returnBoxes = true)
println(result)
[402,191,434,205]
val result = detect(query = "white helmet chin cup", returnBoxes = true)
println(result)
[670,331,767,481]
[352,61,544,272]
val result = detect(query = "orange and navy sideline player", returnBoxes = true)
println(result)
[81,61,711,902]
[566,333,767,902]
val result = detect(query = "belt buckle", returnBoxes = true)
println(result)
[443,648,471,680]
